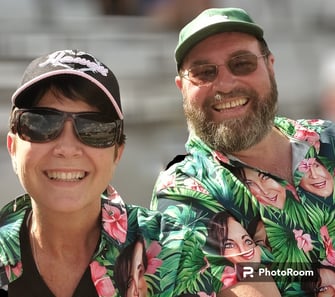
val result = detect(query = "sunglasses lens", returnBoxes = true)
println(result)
[15,109,121,148]
[228,54,258,76]
[74,114,120,148]
[188,64,217,86]
[18,110,64,142]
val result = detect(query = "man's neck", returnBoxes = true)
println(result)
[231,127,293,183]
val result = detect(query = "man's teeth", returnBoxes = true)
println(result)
[47,171,85,181]
[215,98,247,109]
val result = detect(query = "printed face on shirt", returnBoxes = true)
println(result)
[252,220,271,251]
[316,267,335,297]
[243,167,286,210]
[222,217,261,265]
[126,241,148,297]
[299,160,334,198]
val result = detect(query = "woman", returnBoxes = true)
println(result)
[208,211,280,297]
[299,158,334,198]
[208,211,261,265]
[0,49,213,297]
[114,236,148,297]
[242,168,287,209]
[3,49,126,297]
[302,264,335,297]
[231,166,287,210]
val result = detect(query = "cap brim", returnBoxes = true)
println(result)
[12,69,124,120]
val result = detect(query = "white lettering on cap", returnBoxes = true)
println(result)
[39,50,108,76]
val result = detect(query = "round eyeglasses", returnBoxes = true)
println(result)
[181,53,267,87]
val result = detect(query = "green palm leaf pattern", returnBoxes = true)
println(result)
[0,196,30,267]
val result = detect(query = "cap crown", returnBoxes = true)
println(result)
[175,8,264,67]
[12,49,123,119]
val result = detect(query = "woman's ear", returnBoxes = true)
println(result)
[114,143,125,164]
[7,132,17,173]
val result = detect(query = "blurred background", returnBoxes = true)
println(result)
[1,0,335,207]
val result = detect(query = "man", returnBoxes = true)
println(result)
[151,7,335,296]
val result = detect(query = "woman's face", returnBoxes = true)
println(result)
[243,167,286,209]
[299,160,334,198]
[316,268,335,297]
[7,90,124,214]
[222,217,261,265]
[126,241,147,297]
[253,220,270,250]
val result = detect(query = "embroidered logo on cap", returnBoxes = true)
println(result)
[38,50,108,76]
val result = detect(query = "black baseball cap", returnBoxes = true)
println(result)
[12,49,123,120]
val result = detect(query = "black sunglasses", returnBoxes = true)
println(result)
[181,53,267,86]
[11,108,123,148]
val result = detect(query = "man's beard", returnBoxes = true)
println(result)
[183,75,278,154]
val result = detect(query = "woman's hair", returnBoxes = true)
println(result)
[207,211,235,255]
[113,235,148,297]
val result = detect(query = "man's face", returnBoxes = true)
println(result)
[176,32,278,153]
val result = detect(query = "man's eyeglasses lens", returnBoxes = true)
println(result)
[182,53,266,86]
[13,108,122,148]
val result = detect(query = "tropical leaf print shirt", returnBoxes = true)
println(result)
[151,116,335,297]
[0,185,216,297]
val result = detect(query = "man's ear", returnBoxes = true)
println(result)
[7,132,16,156]
[175,75,182,91]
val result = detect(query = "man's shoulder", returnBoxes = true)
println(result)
[165,154,188,170]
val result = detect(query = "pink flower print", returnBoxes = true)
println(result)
[184,178,209,194]
[5,262,22,281]
[298,158,316,173]
[145,240,163,274]
[293,229,313,253]
[200,256,210,274]
[157,171,176,191]
[320,225,335,265]
[221,266,237,288]
[308,119,324,125]
[106,185,123,204]
[102,203,127,243]
[213,151,229,164]
[90,261,115,297]
[285,184,300,202]
[294,127,320,151]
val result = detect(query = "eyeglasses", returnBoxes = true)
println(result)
[181,53,267,86]
[11,108,123,148]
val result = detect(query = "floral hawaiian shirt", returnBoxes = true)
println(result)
[151,116,335,297]
[0,185,217,297]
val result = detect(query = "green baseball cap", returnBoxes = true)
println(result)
[175,7,264,68]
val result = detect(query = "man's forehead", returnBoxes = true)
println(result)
[182,33,259,64]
